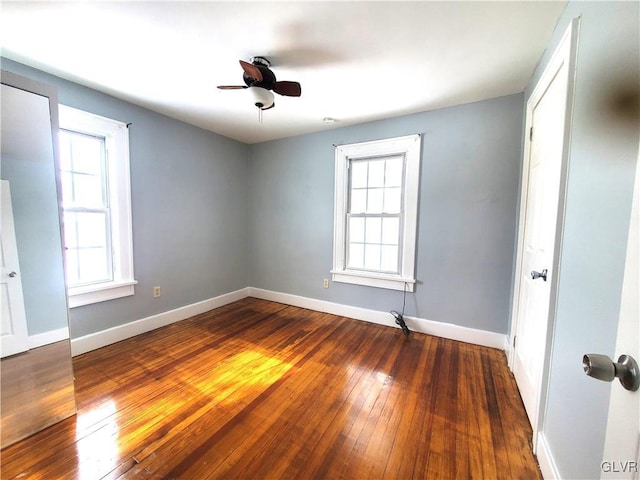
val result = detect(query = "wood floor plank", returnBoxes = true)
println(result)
[381,335,435,480]
[1,298,541,479]
[284,324,401,480]
[122,308,347,479]
[218,320,383,479]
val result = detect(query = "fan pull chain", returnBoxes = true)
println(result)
[258,107,263,124]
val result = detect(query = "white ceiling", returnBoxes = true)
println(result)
[1,1,567,144]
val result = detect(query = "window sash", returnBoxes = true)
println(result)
[59,128,114,288]
[63,207,114,287]
[348,155,405,215]
[59,129,108,198]
[346,213,403,274]
[345,155,406,276]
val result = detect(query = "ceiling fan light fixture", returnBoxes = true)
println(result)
[249,86,274,110]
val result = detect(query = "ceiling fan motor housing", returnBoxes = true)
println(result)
[243,62,276,90]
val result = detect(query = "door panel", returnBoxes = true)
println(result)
[512,27,572,431]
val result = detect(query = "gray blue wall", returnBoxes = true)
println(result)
[1,58,250,339]
[4,56,524,339]
[248,94,524,335]
[529,2,639,478]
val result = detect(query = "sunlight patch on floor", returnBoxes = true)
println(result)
[185,350,294,405]
[75,400,119,479]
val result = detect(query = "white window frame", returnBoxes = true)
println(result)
[331,134,421,292]
[58,105,136,307]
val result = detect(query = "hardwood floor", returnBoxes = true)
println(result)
[0,298,541,479]
[1,341,76,448]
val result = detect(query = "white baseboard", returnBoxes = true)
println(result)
[29,327,70,349]
[505,335,514,367]
[70,286,507,356]
[70,287,249,356]
[248,287,506,350]
[537,432,561,479]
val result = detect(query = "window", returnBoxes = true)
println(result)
[332,134,421,291]
[58,105,136,307]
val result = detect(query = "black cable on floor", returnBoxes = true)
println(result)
[390,282,410,336]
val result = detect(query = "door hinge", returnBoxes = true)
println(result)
[513,335,517,349]
[529,127,533,141]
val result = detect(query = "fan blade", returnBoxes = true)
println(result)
[240,60,263,81]
[273,81,301,97]
[217,85,247,89]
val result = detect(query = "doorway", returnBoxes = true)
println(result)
[509,19,578,447]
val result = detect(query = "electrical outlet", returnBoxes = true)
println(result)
[323,279,329,289]
[153,286,161,298]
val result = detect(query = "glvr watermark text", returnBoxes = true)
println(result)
[601,461,639,473]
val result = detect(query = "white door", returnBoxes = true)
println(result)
[601,143,640,479]
[1,180,29,357]
[511,23,575,434]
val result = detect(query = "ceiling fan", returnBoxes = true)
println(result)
[217,57,302,111]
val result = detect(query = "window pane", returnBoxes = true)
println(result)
[365,217,382,243]
[367,189,383,213]
[382,217,400,245]
[78,248,110,283]
[348,243,364,269]
[65,251,80,285]
[385,157,403,187]
[364,244,381,270]
[381,245,399,272]
[384,187,402,213]
[61,172,75,207]
[351,161,368,188]
[60,130,107,208]
[64,212,79,248]
[76,212,107,247]
[350,189,367,213]
[72,173,105,208]
[59,132,73,171]
[368,160,385,187]
[70,133,103,175]
[349,217,365,243]
[64,211,111,287]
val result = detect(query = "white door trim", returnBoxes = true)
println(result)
[508,17,580,450]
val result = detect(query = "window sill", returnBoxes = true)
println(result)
[68,280,137,308]
[331,270,415,292]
